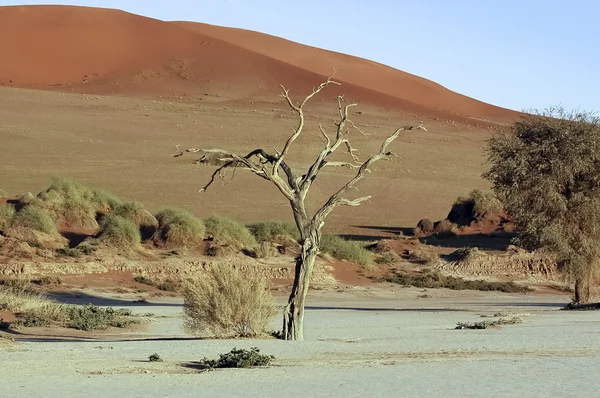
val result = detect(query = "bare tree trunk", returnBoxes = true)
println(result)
[574,276,591,304]
[282,227,319,341]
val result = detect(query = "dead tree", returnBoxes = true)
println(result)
[177,74,424,340]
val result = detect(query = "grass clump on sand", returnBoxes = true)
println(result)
[0,204,15,231]
[97,215,141,248]
[148,353,163,362]
[32,177,122,228]
[66,305,137,331]
[247,221,298,243]
[381,270,532,293]
[0,285,66,324]
[183,263,276,338]
[194,347,274,370]
[154,208,205,248]
[113,201,158,238]
[11,205,58,235]
[319,235,372,267]
[204,215,257,250]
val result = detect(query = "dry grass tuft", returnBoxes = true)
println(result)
[0,286,66,323]
[11,206,58,235]
[183,262,277,338]
[154,208,205,248]
[205,215,257,250]
[113,201,158,239]
[247,221,299,243]
[97,215,141,248]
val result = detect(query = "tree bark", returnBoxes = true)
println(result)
[282,228,319,340]
[574,276,591,304]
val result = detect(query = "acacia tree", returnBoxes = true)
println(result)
[177,75,424,340]
[485,107,600,304]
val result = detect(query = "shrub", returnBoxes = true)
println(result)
[0,189,8,198]
[32,275,63,286]
[204,215,257,250]
[66,305,136,330]
[148,353,163,362]
[0,204,15,231]
[183,263,277,338]
[113,201,158,238]
[155,208,205,248]
[195,347,274,370]
[11,206,58,235]
[380,270,532,293]
[247,221,299,243]
[97,215,141,248]
[319,235,372,267]
[416,219,434,234]
[56,245,94,257]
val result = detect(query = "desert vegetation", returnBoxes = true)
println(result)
[154,207,205,249]
[176,74,425,340]
[320,235,372,267]
[485,107,600,303]
[204,215,257,250]
[192,347,274,370]
[182,263,277,338]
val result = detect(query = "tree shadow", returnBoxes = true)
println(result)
[420,232,516,251]
[47,291,181,307]
[305,306,466,312]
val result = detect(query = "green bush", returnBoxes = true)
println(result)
[11,206,58,235]
[97,215,141,248]
[148,353,163,362]
[0,204,15,231]
[66,305,135,330]
[205,215,257,249]
[155,208,205,248]
[319,235,372,267]
[247,221,298,243]
[195,347,274,370]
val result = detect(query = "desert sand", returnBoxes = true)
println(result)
[3,290,600,397]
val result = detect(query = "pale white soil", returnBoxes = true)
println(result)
[2,290,600,398]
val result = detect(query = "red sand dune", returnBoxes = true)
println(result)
[0,5,518,122]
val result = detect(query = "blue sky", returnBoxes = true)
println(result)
[3,0,599,112]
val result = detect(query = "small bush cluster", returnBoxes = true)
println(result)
[205,215,257,250]
[432,219,457,238]
[381,270,532,293]
[148,353,163,362]
[319,235,372,267]
[416,218,434,234]
[456,314,523,329]
[183,263,276,338]
[407,246,439,263]
[32,177,122,228]
[155,208,205,248]
[195,347,274,370]
[66,305,136,331]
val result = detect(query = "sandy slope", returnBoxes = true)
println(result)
[0,5,517,124]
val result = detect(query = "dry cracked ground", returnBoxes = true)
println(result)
[2,289,600,398]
